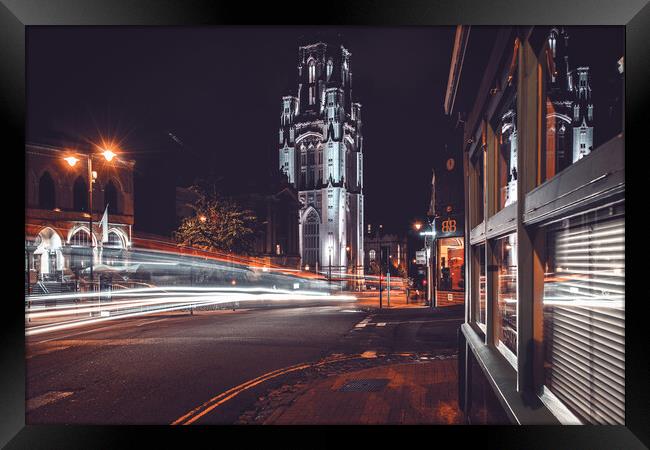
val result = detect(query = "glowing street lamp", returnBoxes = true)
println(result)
[64,156,80,167]
[199,215,207,223]
[413,222,422,231]
[102,149,116,162]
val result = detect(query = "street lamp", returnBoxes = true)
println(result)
[64,146,119,290]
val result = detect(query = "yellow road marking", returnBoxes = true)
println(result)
[172,354,360,425]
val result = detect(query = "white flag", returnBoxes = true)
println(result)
[101,204,109,243]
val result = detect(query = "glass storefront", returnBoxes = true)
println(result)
[495,233,518,360]
[437,237,465,292]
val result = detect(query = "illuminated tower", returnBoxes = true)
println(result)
[278,40,364,279]
[572,67,594,162]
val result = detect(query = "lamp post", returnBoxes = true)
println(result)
[64,148,118,292]
[417,219,436,307]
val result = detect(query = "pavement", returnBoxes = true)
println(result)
[352,290,431,309]
[238,354,462,425]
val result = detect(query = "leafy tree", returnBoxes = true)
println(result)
[175,184,258,254]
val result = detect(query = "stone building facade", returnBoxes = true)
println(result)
[25,143,135,287]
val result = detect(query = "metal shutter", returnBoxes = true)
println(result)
[543,212,625,425]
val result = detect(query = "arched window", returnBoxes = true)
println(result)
[105,231,124,248]
[104,180,118,213]
[38,171,56,210]
[73,176,88,211]
[326,59,333,80]
[369,249,376,261]
[308,60,316,83]
[303,210,320,267]
[70,228,91,247]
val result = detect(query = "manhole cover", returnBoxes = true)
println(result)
[338,378,389,392]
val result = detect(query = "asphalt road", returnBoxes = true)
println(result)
[25,301,463,425]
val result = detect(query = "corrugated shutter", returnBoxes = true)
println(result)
[543,211,625,425]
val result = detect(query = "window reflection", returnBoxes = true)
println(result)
[477,244,486,326]
[494,86,517,211]
[495,234,517,358]
[539,27,622,183]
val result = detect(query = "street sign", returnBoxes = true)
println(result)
[415,250,427,265]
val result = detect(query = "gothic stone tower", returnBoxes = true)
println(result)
[279,41,364,278]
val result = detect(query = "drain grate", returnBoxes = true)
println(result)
[338,378,389,392]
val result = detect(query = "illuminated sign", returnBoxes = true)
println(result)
[441,219,457,233]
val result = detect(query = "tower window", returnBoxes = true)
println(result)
[308,60,316,83]
[38,171,56,210]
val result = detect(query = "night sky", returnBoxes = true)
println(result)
[27,26,456,235]
[26,26,623,236]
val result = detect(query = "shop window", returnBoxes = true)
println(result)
[471,148,484,226]
[542,205,625,424]
[538,27,623,184]
[475,244,486,327]
[437,237,465,292]
[495,233,518,363]
[494,86,518,211]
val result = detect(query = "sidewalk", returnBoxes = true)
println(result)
[352,291,430,309]
[239,355,463,425]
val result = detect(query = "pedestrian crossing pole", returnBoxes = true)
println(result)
[379,269,383,309]
[387,270,391,307]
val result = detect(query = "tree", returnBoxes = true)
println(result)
[175,184,258,254]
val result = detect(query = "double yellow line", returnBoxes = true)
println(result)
[171,354,360,425]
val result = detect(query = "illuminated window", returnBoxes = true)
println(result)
[369,249,376,261]
[326,59,333,80]
[308,60,316,83]
[438,237,465,292]
[70,229,91,247]
[476,244,486,326]
[303,210,320,266]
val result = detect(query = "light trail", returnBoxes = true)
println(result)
[26,290,357,336]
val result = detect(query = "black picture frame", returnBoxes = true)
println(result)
[2,0,647,447]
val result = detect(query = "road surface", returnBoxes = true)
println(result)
[25,300,463,424]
